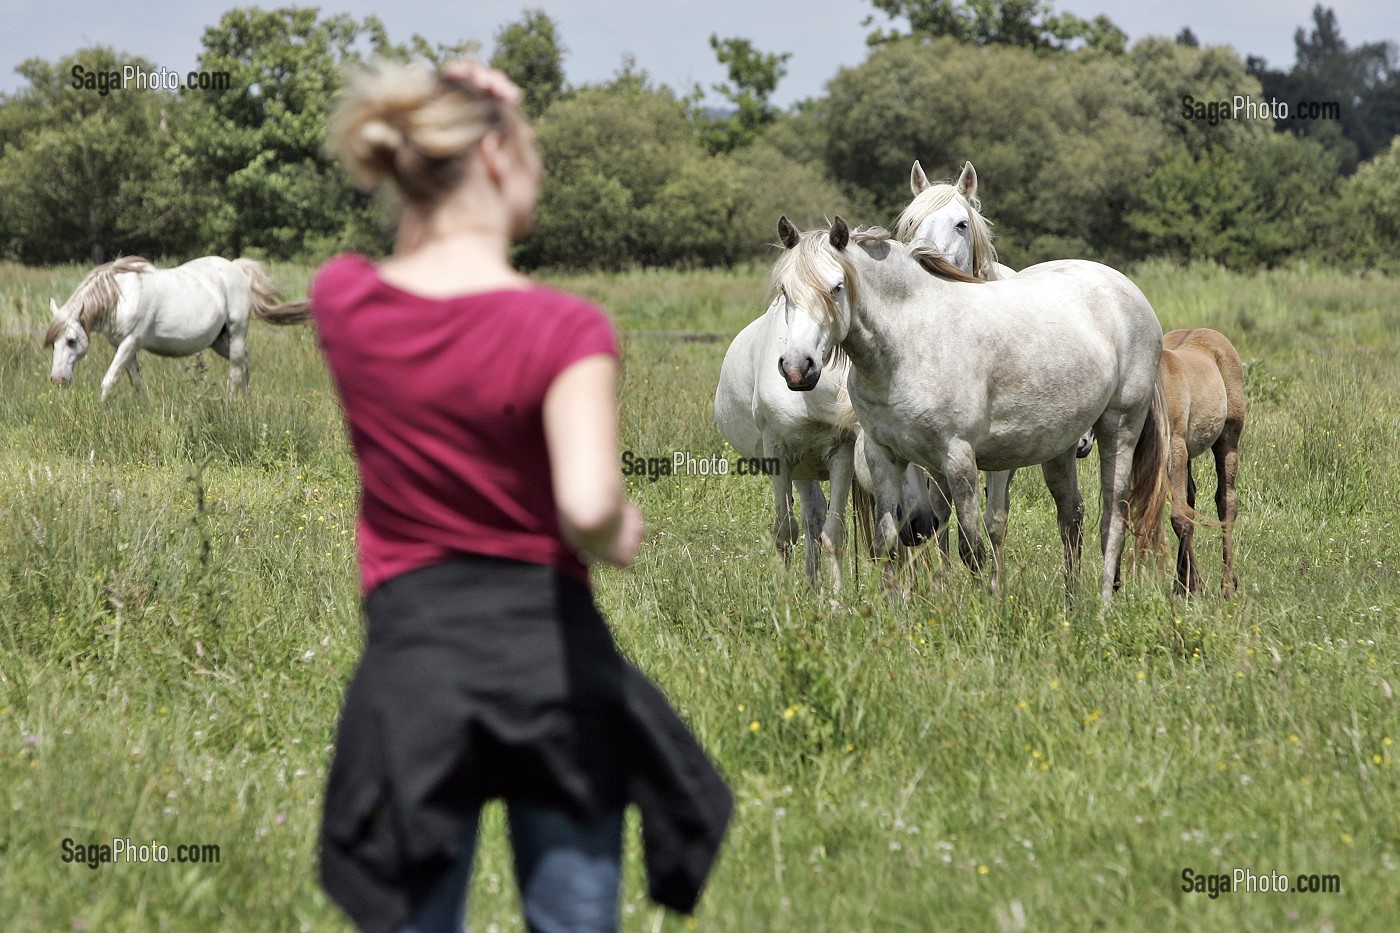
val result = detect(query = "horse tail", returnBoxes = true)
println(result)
[1128,377,1170,559]
[234,257,311,325]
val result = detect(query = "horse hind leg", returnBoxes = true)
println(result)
[1172,455,1199,597]
[1214,429,1241,597]
[1040,451,1083,582]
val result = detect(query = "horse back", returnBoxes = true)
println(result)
[1160,329,1246,457]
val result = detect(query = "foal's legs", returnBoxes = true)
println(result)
[1040,450,1084,580]
[1214,426,1242,596]
[1173,461,1199,596]
[1168,427,1198,596]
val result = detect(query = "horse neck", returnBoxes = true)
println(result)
[841,253,941,381]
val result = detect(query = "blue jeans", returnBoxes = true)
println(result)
[400,803,625,933]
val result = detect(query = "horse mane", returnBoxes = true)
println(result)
[769,228,863,339]
[894,183,999,280]
[850,226,984,284]
[44,256,155,346]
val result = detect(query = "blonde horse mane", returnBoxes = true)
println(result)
[44,257,155,346]
[895,183,999,280]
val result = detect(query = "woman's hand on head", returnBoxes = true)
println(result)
[441,60,522,107]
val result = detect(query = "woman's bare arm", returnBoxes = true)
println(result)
[542,354,643,567]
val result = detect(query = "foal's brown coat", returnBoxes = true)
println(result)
[1160,328,1246,595]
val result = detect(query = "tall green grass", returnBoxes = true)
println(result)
[1,260,1397,930]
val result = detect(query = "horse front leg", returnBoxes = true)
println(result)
[125,355,146,395]
[927,469,953,569]
[101,335,142,401]
[941,441,986,580]
[982,469,1015,594]
[766,438,797,563]
[796,479,828,586]
[860,438,908,593]
[821,443,855,592]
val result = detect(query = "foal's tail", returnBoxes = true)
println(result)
[234,258,311,325]
[1128,378,1170,559]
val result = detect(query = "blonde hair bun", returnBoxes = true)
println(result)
[329,59,510,204]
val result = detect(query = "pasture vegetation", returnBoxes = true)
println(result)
[1,259,1398,930]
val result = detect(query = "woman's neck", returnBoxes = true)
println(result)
[379,209,530,297]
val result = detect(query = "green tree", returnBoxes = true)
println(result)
[823,38,1154,264]
[1124,144,1251,264]
[1332,136,1400,270]
[172,8,397,259]
[489,9,566,120]
[865,0,1126,53]
[696,36,792,153]
[525,83,699,268]
[0,47,186,263]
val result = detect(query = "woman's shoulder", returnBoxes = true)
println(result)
[309,254,377,313]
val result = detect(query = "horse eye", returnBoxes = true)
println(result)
[65,338,76,348]
[956,220,968,231]
[831,283,843,295]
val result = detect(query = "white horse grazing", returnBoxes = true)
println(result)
[714,296,858,587]
[772,217,1167,599]
[44,256,309,400]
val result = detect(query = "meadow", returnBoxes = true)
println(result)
[1,257,1398,931]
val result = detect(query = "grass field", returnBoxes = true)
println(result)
[1,257,1399,931]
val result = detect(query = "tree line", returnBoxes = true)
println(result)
[0,3,1396,271]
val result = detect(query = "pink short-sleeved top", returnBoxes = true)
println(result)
[309,254,619,594]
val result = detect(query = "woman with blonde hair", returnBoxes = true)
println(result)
[312,60,729,933]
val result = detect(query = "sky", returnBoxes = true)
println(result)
[2,1,1398,108]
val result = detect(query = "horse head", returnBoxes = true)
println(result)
[44,298,90,387]
[772,215,854,392]
[898,161,996,280]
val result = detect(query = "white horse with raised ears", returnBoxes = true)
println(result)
[44,256,309,400]
[772,217,1168,599]
[887,159,1094,580]
[714,295,860,587]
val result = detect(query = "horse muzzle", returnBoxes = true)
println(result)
[50,374,71,387]
[778,356,821,392]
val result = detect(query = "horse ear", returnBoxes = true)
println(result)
[957,161,978,199]
[778,215,800,250]
[829,216,849,250]
[910,160,930,196]
[49,298,60,319]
